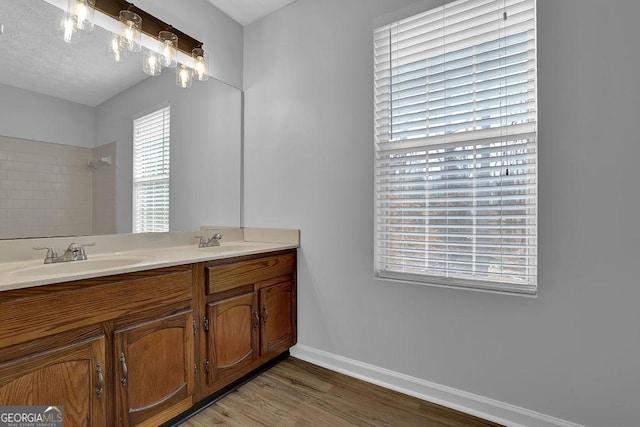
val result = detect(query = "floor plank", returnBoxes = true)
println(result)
[180,357,503,427]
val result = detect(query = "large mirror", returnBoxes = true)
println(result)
[0,0,242,239]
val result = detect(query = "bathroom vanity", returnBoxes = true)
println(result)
[0,229,298,426]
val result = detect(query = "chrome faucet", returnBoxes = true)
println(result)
[34,243,95,264]
[195,233,223,248]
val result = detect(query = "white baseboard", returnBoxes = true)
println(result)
[290,344,583,427]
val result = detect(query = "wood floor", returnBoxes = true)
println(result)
[180,357,503,427]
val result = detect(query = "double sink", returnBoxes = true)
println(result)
[2,242,278,281]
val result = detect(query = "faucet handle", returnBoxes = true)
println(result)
[209,233,223,246]
[209,233,222,246]
[194,234,222,247]
[33,246,58,263]
[62,242,94,261]
[75,243,95,260]
[66,242,95,249]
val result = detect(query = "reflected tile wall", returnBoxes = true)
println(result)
[0,135,93,238]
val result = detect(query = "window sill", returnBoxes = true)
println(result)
[374,271,538,298]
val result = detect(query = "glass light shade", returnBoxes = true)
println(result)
[143,49,162,76]
[68,0,95,31]
[191,47,209,81]
[176,64,192,88]
[158,30,178,68]
[106,34,127,62]
[119,10,142,52]
[57,12,79,43]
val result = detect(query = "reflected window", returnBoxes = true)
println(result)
[133,106,170,233]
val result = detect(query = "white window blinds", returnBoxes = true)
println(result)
[133,106,170,233]
[374,0,537,295]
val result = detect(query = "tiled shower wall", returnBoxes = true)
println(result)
[0,135,116,238]
[91,141,117,236]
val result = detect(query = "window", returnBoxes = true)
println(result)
[133,105,170,233]
[374,0,537,295]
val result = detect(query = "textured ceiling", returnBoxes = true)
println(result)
[0,0,147,107]
[206,0,297,26]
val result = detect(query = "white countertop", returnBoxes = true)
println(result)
[0,228,299,292]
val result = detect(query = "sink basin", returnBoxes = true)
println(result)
[9,256,154,277]
[199,244,249,251]
[197,243,269,252]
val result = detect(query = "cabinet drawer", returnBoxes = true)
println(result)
[206,253,295,295]
[0,268,193,348]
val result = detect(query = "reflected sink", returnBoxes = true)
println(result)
[9,256,154,277]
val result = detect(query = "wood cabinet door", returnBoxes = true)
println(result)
[114,310,194,427]
[0,335,107,427]
[207,292,258,384]
[259,280,296,356]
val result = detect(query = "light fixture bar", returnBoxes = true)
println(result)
[94,0,202,54]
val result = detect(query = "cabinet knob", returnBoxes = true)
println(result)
[262,305,269,324]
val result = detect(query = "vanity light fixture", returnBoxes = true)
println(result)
[69,0,95,32]
[106,32,127,62]
[176,64,192,88]
[143,48,162,76]
[191,46,209,81]
[158,30,178,68]
[57,0,94,43]
[57,0,211,88]
[57,12,80,43]
[119,9,142,52]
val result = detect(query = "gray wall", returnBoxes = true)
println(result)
[94,72,242,234]
[0,83,94,148]
[242,0,640,425]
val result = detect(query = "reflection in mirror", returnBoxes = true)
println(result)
[0,0,242,239]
